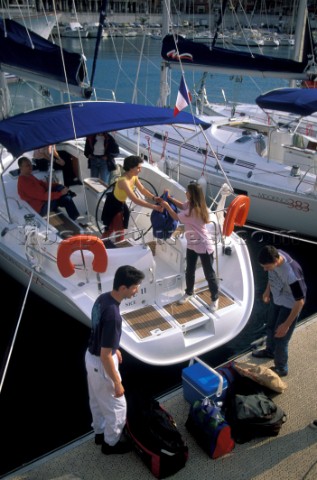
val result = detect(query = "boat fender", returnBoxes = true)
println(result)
[222,195,250,237]
[57,235,108,278]
[197,175,207,196]
[158,157,166,172]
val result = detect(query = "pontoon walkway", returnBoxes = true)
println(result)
[5,315,317,480]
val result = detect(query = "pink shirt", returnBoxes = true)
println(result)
[178,201,214,254]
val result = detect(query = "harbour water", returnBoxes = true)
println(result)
[60,35,292,106]
[1,36,316,477]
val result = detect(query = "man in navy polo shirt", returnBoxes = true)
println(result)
[85,265,145,454]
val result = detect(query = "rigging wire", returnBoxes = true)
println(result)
[0,270,34,395]
[212,0,229,49]
[4,0,34,47]
[162,0,234,192]
[132,33,147,104]
[51,1,87,148]
[90,0,107,88]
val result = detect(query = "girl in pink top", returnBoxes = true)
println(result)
[160,182,219,313]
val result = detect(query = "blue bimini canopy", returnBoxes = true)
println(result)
[256,88,317,116]
[0,101,210,157]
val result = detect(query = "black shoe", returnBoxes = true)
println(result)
[70,178,83,186]
[68,190,77,198]
[95,433,104,445]
[270,366,288,377]
[252,348,274,359]
[101,439,132,455]
[309,420,317,430]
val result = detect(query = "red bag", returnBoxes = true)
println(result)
[126,397,188,478]
[185,398,235,459]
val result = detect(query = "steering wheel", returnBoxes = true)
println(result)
[95,178,158,240]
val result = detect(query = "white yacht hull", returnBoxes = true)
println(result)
[0,142,254,365]
[116,121,317,239]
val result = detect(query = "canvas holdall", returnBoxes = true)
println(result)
[233,361,287,393]
[228,392,287,443]
[126,396,188,479]
[185,397,235,459]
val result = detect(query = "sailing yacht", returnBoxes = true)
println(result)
[59,22,89,38]
[115,0,317,240]
[0,17,254,366]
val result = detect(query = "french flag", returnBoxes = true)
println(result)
[173,76,192,116]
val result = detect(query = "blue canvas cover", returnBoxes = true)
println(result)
[256,88,317,116]
[161,34,312,80]
[0,101,210,157]
[0,17,86,87]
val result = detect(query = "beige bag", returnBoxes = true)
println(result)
[233,361,287,393]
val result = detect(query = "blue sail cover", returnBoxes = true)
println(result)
[0,17,86,87]
[161,34,312,79]
[0,101,210,157]
[256,88,317,116]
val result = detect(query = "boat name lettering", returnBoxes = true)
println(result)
[257,194,310,211]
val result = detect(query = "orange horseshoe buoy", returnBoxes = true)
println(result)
[222,195,250,237]
[57,235,108,278]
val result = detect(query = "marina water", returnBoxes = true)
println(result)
[1,36,316,477]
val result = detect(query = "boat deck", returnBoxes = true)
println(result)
[5,316,317,480]
[122,290,233,339]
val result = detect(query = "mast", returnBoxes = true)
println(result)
[290,0,309,87]
[158,0,170,107]
[0,72,12,120]
[293,0,308,63]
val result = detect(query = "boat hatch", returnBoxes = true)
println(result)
[223,156,235,164]
[235,159,256,169]
[235,135,253,143]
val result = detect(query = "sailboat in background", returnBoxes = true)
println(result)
[0,12,254,366]
[116,0,317,240]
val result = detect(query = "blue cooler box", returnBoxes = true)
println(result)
[182,362,228,405]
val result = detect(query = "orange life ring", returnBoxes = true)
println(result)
[222,195,250,237]
[57,235,108,278]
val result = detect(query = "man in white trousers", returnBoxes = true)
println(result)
[85,265,145,454]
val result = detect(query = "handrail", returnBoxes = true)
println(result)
[295,165,317,193]
[189,356,224,398]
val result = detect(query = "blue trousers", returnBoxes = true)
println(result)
[89,155,110,184]
[40,186,79,220]
[265,302,299,373]
[185,248,219,302]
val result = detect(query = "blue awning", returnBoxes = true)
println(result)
[256,88,317,116]
[0,101,210,157]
